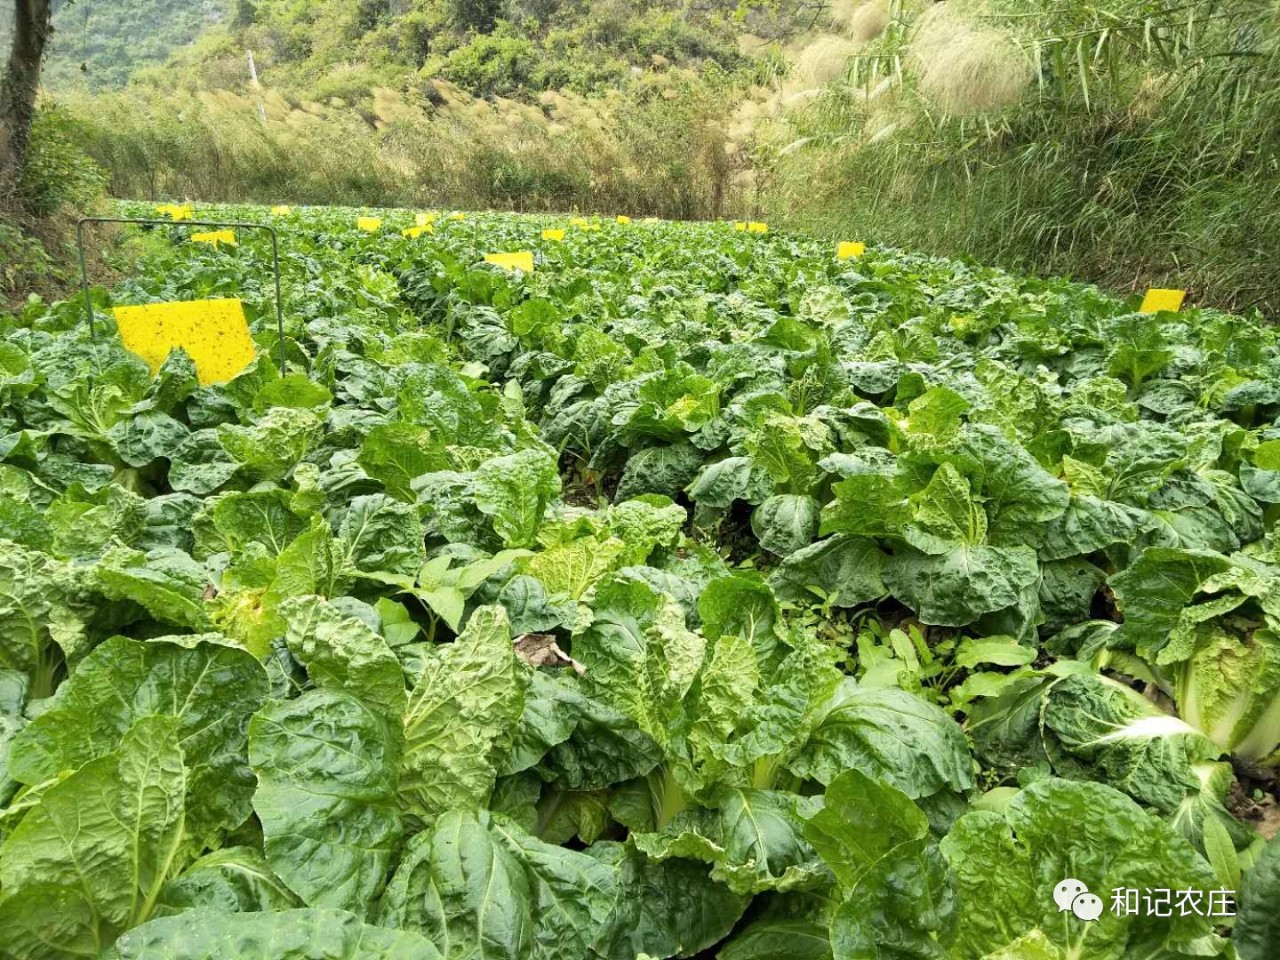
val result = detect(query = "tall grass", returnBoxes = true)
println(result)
[768,0,1280,315]
[62,71,751,220]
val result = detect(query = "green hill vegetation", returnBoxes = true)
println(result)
[51,1,792,222]
[15,0,232,90]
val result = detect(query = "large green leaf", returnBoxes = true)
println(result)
[378,808,617,960]
[357,422,450,502]
[104,908,443,959]
[155,847,301,916]
[788,682,974,799]
[399,605,523,817]
[337,494,426,578]
[1236,836,1280,960]
[249,689,403,915]
[1044,672,1222,814]
[883,543,1040,626]
[1108,548,1235,657]
[752,494,821,557]
[0,718,188,957]
[8,636,268,846]
[803,769,931,890]
[769,535,889,608]
[280,595,407,715]
[587,841,749,960]
[632,787,827,894]
[939,778,1224,960]
[471,449,561,548]
[0,540,88,696]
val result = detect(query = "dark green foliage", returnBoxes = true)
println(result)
[0,200,1277,958]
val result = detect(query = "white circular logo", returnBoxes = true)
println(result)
[1053,878,1088,912]
[1071,892,1104,922]
[1053,878,1104,922]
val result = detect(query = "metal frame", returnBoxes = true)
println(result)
[76,217,288,372]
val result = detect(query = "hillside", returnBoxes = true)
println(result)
[138,0,786,101]
[12,0,233,91]
[19,0,795,99]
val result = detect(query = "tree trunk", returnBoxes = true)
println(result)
[0,0,55,187]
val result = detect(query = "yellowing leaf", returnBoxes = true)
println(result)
[1140,288,1186,314]
[616,215,632,225]
[484,251,534,273]
[113,299,257,385]
[357,217,383,232]
[190,230,236,248]
[542,228,566,241]
[837,241,865,259]
[402,225,433,239]
[270,205,293,216]
[450,212,466,221]
[415,212,435,226]
[734,221,747,231]
[747,222,768,234]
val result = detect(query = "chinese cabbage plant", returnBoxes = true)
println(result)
[0,201,1277,959]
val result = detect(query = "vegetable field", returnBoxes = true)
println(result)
[1,203,1279,959]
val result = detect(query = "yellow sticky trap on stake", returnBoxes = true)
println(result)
[191,230,236,248]
[156,204,193,222]
[270,205,293,216]
[747,222,768,234]
[113,299,257,386]
[1140,288,1186,313]
[357,217,383,232]
[616,215,632,225]
[837,241,866,260]
[542,229,566,241]
[402,225,433,239]
[484,252,534,273]
[415,212,435,226]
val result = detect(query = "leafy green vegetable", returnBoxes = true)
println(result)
[1,201,1276,958]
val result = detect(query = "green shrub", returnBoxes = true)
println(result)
[425,31,539,97]
[18,103,107,217]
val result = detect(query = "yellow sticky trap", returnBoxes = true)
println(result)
[415,212,435,226]
[191,230,236,248]
[616,215,632,225]
[747,222,768,234]
[156,204,193,222]
[484,252,534,273]
[402,225,433,238]
[270,205,293,216]
[113,299,257,386]
[837,241,866,260]
[357,217,383,232]
[734,221,747,231]
[542,229,566,241]
[1140,288,1186,313]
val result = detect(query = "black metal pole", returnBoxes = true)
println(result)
[76,218,95,339]
[75,217,288,373]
